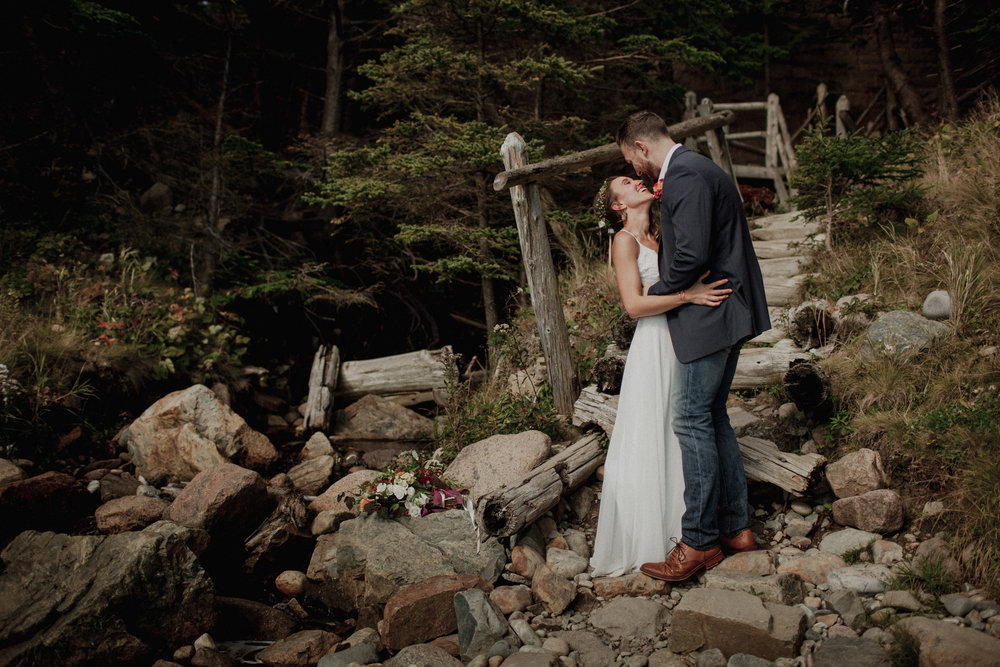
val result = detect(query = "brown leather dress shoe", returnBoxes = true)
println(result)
[719,528,757,555]
[639,541,724,582]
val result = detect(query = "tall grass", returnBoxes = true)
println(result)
[806,94,1000,594]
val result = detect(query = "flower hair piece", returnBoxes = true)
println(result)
[594,180,613,235]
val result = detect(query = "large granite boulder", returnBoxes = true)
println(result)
[669,588,807,660]
[861,310,949,362]
[121,384,279,485]
[0,524,215,665]
[444,430,552,503]
[165,462,273,540]
[306,510,505,611]
[335,394,434,441]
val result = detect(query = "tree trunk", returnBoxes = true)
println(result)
[933,0,959,121]
[197,31,233,295]
[475,172,498,349]
[320,0,345,136]
[873,6,929,127]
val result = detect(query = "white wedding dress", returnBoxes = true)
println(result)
[590,232,686,577]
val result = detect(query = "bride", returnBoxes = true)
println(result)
[589,175,731,577]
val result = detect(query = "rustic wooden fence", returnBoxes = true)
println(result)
[685,92,798,207]
[493,111,737,414]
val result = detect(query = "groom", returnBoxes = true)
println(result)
[616,111,771,581]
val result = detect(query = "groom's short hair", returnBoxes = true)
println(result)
[616,111,671,147]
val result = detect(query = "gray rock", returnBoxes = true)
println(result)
[317,642,378,667]
[0,526,214,665]
[922,290,952,321]
[777,552,847,586]
[444,431,551,503]
[881,590,923,612]
[588,597,668,638]
[941,593,976,617]
[819,528,880,556]
[306,510,505,611]
[670,588,807,660]
[826,564,893,594]
[455,587,512,661]
[382,643,464,666]
[785,517,813,538]
[790,501,812,516]
[501,652,559,666]
[727,654,776,667]
[703,570,806,605]
[696,647,727,667]
[563,529,591,559]
[549,630,617,667]
[861,310,949,363]
[546,548,589,579]
[825,590,866,631]
[812,636,889,667]
[0,458,26,487]
[510,617,542,647]
[896,616,1000,666]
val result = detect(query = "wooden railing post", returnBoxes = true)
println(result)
[698,97,738,185]
[499,132,579,414]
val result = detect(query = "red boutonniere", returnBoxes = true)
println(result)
[653,179,663,199]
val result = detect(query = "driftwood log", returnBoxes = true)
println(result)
[303,344,341,432]
[335,346,456,401]
[571,385,619,435]
[243,490,311,573]
[592,356,625,394]
[783,360,834,420]
[476,434,606,538]
[731,340,810,390]
[788,300,837,349]
[738,436,826,496]
[572,385,826,495]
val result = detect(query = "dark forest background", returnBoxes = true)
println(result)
[1,0,997,446]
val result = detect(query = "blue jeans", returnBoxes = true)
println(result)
[671,344,750,550]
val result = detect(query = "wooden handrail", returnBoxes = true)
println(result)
[492,110,735,191]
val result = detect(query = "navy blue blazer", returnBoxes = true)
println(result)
[647,146,771,363]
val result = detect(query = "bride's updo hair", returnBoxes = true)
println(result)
[593,177,624,233]
[593,177,659,239]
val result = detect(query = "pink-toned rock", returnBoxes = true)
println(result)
[593,573,671,598]
[287,455,335,495]
[122,384,278,484]
[0,470,94,537]
[898,616,1000,667]
[531,564,576,615]
[444,431,551,502]
[777,552,847,585]
[381,574,492,651]
[254,629,340,667]
[490,585,533,615]
[547,535,569,551]
[308,469,381,514]
[508,544,546,578]
[832,489,904,533]
[717,550,776,576]
[430,636,461,657]
[165,463,272,537]
[825,448,888,499]
[872,539,904,564]
[95,495,170,533]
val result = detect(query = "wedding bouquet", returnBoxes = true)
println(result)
[354,450,467,519]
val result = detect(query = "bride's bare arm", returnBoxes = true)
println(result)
[613,234,731,318]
